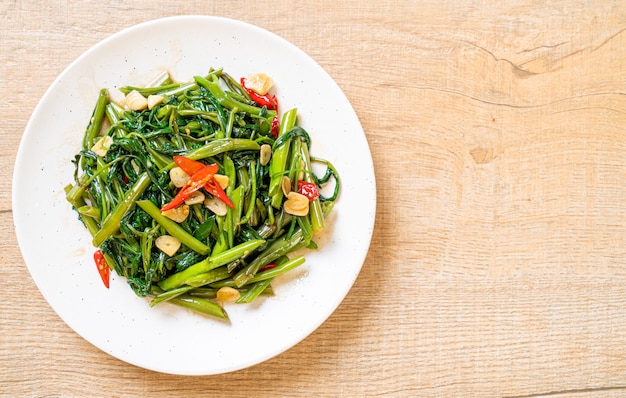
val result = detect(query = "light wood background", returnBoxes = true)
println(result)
[2,1,626,397]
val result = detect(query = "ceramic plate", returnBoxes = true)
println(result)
[12,15,375,375]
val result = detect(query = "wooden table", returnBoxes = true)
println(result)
[3,1,626,396]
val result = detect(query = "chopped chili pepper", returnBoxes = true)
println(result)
[240,77,279,110]
[173,155,205,175]
[166,156,234,210]
[259,263,277,272]
[204,178,234,209]
[94,249,110,289]
[161,163,219,212]
[270,115,280,138]
[297,181,320,202]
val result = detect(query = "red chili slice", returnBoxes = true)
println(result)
[297,181,320,202]
[204,178,234,209]
[94,249,110,289]
[164,156,234,211]
[259,263,277,272]
[173,155,206,175]
[270,115,280,138]
[161,163,219,212]
[240,77,279,111]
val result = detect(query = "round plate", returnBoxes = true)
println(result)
[12,15,375,375]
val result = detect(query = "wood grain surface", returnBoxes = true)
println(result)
[2,1,626,397]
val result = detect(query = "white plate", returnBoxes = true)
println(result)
[12,15,375,375]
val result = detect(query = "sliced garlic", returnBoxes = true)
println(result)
[245,73,274,95]
[213,174,229,190]
[185,191,205,205]
[260,144,272,166]
[162,205,190,223]
[155,235,181,257]
[131,159,141,173]
[147,94,164,110]
[284,191,309,216]
[216,286,241,302]
[125,90,148,111]
[204,196,228,216]
[108,87,126,107]
[154,235,181,257]
[91,135,113,157]
[169,167,190,188]
[281,176,292,197]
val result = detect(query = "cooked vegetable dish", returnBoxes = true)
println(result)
[65,68,339,320]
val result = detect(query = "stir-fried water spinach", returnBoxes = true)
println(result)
[65,68,340,320]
